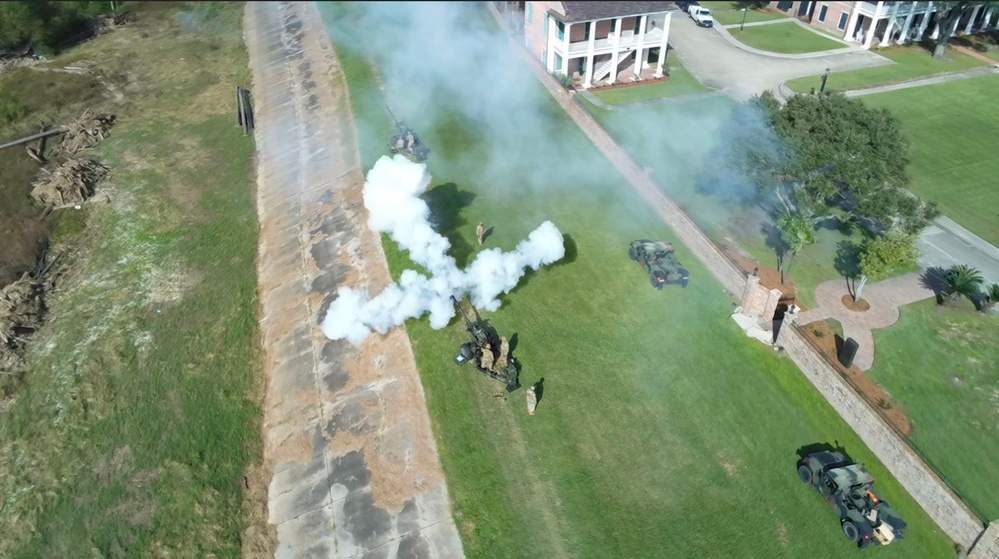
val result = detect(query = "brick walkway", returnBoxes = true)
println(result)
[796,272,935,370]
[485,3,986,549]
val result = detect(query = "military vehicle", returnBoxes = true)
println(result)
[798,451,907,548]
[627,239,690,289]
[387,106,430,162]
[450,295,521,392]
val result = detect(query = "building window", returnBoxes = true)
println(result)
[837,12,848,30]
[557,20,565,40]
[544,14,548,34]
[818,5,828,22]
[527,3,533,23]
[556,54,563,71]
[585,21,591,40]
[634,17,642,34]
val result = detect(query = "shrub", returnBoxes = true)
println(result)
[552,71,574,90]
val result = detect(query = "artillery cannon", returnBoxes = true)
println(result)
[387,106,430,162]
[450,295,521,392]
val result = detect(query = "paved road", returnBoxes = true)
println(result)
[246,3,463,558]
[919,217,999,287]
[665,9,891,100]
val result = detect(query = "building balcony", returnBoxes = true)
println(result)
[562,26,664,56]
[858,1,934,19]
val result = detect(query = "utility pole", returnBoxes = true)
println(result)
[741,7,749,31]
[819,68,830,94]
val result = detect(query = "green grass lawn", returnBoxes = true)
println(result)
[591,59,711,106]
[711,4,789,26]
[862,73,999,247]
[730,21,845,54]
[952,33,999,62]
[0,3,265,557]
[786,45,988,93]
[869,299,999,520]
[576,95,901,308]
[327,5,955,557]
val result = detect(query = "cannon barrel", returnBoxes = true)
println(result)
[386,106,401,126]
[451,295,473,327]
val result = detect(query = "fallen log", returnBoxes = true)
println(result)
[0,128,67,151]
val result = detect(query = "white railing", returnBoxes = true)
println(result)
[565,27,663,55]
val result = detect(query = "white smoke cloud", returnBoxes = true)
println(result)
[321,154,565,345]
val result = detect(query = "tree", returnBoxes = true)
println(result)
[942,264,984,305]
[931,2,999,59]
[0,2,112,54]
[729,91,939,235]
[776,212,815,285]
[853,230,919,302]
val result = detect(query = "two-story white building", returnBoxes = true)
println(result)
[523,2,675,88]
[775,2,999,49]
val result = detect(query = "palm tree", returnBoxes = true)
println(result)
[982,283,999,313]
[942,264,984,305]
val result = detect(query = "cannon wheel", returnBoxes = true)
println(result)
[628,245,638,261]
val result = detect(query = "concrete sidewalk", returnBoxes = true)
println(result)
[845,65,999,97]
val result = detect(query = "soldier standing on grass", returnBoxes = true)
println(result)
[476,222,486,245]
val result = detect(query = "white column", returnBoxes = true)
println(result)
[965,5,981,34]
[951,11,961,34]
[863,17,878,48]
[880,18,895,47]
[930,22,940,40]
[608,17,622,84]
[844,7,862,41]
[546,15,557,71]
[583,21,596,88]
[634,14,648,78]
[899,11,915,44]
[985,8,996,30]
[562,22,571,74]
[654,13,670,78]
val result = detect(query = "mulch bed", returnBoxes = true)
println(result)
[587,76,670,92]
[722,245,798,303]
[840,294,870,312]
[799,320,912,436]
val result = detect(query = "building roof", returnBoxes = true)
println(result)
[557,2,677,23]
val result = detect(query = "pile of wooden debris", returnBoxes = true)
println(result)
[31,156,110,208]
[57,111,116,156]
[0,275,48,373]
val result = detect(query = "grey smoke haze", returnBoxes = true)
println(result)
[321,2,783,211]
[318,2,788,334]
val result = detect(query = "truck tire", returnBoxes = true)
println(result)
[842,520,860,543]
[797,465,813,484]
[628,246,638,261]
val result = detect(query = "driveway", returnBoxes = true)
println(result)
[666,10,890,100]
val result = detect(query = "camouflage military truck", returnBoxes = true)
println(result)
[628,239,689,289]
[450,295,521,392]
[798,451,907,548]
[387,106,430,162]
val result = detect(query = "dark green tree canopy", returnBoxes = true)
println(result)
[728,91,938,235]
[0,2,111,54]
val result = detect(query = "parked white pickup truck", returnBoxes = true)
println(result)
[689,6,714,28]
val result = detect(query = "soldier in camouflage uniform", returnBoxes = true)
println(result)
[479,343,494,371]
[493,336,509,371]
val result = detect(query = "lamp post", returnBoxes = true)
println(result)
[819,67,830,94]
[740,7,749,31]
